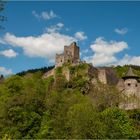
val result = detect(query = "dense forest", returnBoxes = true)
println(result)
[0,64,140,139]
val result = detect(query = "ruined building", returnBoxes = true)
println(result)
[43,42,80,79]
[43,42,140,110]
[55,42,80,67]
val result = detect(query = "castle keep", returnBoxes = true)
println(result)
[55,42,80,67]
[43,42,80,79]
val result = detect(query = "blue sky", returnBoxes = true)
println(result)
[0,1,140,75]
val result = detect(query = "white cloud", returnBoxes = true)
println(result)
[57,23,64,28]
[116,54,140,66]
[32,10,58,20]
[3,32,76,61]
[46,23,64,33]
[74,31,87,41]
[84,37,128,66]
[0,49,18,58]
[0,66,12,75]
[114,28,128,35]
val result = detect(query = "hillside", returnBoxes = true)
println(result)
[0,64,140,139]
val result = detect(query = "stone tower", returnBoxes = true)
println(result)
[117,67,140,110]
[55,42,80,67]
[121,67,139,96]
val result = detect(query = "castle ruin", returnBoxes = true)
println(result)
[43,42,80,79]
[55,42,80,67]
[43,42,140,110]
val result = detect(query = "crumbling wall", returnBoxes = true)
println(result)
[42,69,55,79]
[98,68,118,85]
[106,68,119,85]
[62,67,71,81]
[55,54,64,67]
[64,43,80,63]
[64,45,73,63]
[98,69,107,84]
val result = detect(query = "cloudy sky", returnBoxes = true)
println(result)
[0,1,140,75]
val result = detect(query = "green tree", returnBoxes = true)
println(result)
[101,107,138,139]
[66,99,106,139]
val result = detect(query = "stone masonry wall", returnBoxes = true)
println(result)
[55,54,64,67]
[98,68,118,85]
[98,69,107,84]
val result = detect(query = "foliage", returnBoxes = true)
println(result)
[16,66,54,76]
[115,64,140,78]
[66,100,106,139]
[127,109,140,137]
[101,107,138,139]
[0,64,140,139]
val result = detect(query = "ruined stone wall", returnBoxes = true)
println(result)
[64,46,73,63]
[62,67,71,81]
[64,42,80,64]
[55,42,80,68]
[70,44,80,63]
[98,68,118,85]
[98,69,107,84]
[55,54,64,67]
[106,68,118,85]
[42,69,55,79]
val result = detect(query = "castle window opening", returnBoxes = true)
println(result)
[135,84,137,87]
[128,83,131,86]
